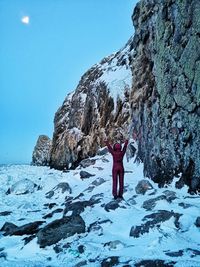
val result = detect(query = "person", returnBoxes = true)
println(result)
[104,139,128,199]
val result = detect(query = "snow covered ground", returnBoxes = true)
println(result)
[0,151,200,267]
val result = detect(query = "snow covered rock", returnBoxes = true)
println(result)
[8,178,37,195]
[79,158,96,168]
[49,37,133,170]
[104,240,125,250]
[63,197,101,216]
[195,217,200,227]
[80,170,95,179]
[36,215,85,247]
[135,179,154,195]
[130,210,182,238]
[32,135,52,166]
[104,200,120,212]
[45,182,72,199]
[135,259,176,267]
[1,221,44,236]
[101,257,119,267]
[142,195,167,211]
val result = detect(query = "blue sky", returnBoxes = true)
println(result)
[0,0,137,164]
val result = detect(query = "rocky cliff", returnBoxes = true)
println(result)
[49,38,133,170]
[130,0,200,191]
[32,135,52,166]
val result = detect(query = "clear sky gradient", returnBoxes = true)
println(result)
[0,0,138,164]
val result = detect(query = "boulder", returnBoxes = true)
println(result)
[80,171,95,179]
[37,215,85,247]
[195,217,200,227]
[101,257,119,267]
[104,240,125,250]
[130,0,200,191]
[79,158,96,168]
[135,180,154,195]
[142,195,166,211]
[45,182,72,199]
[1,221,44,236]
[104,200,119,212]
[63,197,101,216]
[91,177,106,186]
[8,179,37,195]
[130,210,182,238]
[32,135,52,166]
[0,211,12,216]
[135,260,176,267]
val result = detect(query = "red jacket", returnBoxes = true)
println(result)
[105,140,128,167]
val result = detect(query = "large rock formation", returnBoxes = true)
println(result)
[130,0,200,191]
[33,0,200,192]
[49,39,133,169]
[32,135,52,166]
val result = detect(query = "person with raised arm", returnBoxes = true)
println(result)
[104,139,129,199]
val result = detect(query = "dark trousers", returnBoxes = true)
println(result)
[112,165,124,197]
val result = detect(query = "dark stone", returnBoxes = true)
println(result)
[45,190,54,199]
[127,196,137,205]
[162,190,177,202]
[130,210,182,238]
[43,203,57,209]
[104,200,119,212]
[129,0,200,192]
[165,250,184,257]
[1,221,44,236]
[53,244,63,254]
[63,197,100,216]
[43,208,63,219]
[46,182,72,199]
[23,235,36,245]
[142,191,176,211]
[90,193,104,202]
[91,177,106,186]
[142,195,166,211]
[135,180,154,195]
[135,260,176,267]
[187,248,200,257]
[0,252,7,260]
[0,211,12,216]
[80,171,95,179]
[101,256,119,267]
[0,222,18,235]
[78,245,85,254]
[75,260,87,267]
[195,216,200,227]
[88,219,112,234]
[84,185,95,193]
[178,202,192,209]
[37,215,85,247]
[53,182,72,194]
[79,158,96,168]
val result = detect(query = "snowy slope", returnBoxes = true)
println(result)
[0,151,200,267]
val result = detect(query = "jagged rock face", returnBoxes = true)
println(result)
[32,135,52,166]
[50,39,133,169]
[130,0,200,191]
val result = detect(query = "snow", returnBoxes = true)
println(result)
[0,152,200,267]
[94,46,132,109]
[98,65,132,105]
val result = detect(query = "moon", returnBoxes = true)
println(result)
[21,16,30,25]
